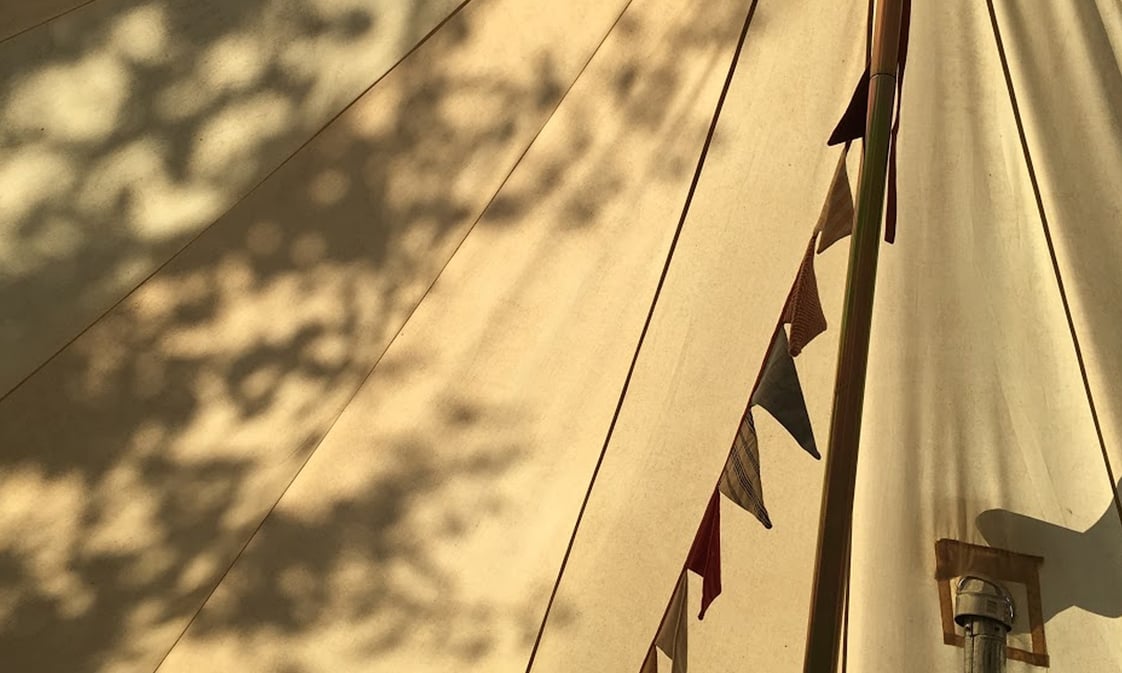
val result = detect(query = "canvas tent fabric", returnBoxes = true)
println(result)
[0,0,469,396]
[1,0,1121,672]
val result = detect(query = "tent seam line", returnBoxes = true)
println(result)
[522,1,762,670]
[984,0,1122,526]
[0,0,475,407]
[0,0,100,46]
[143,0,640,669]
[138,2,497,670]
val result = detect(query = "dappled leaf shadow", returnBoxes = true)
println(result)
[0,0,465,394]
[0,0,745,670]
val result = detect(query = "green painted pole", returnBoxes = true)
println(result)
[802,1,904,671]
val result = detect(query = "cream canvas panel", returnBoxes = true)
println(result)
[0,0,466,395]
[0,0,635,671]
[991,0,1122,505]
[530,1,866,671]
[849,0,1122,671]
[154,0,749,671]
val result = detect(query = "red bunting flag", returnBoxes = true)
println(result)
[685,489,722,620]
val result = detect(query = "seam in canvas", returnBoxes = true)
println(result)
[144,2,641,668]
[0,0,474,406]
[984,0,1122,528]
[523,1,763,670]
[0,0,100,46]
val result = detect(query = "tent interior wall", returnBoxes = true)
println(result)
[0,0,1119,672]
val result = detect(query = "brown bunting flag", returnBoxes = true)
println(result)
[781,235,827,356]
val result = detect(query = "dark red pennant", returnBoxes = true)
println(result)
[686,489,722,620]
[827,69,869,146]
[885,0,913,244]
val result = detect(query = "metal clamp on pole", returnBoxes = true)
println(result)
[954,576,1015,673]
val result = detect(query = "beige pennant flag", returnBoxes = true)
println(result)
[816,144,855,254]
[655,571,689,673]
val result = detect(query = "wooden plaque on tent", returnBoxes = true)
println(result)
[934,539,1049,667]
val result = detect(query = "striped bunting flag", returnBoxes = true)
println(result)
[718,409,772,529]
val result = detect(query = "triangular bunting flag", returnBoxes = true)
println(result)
[654,571,689,673]
[641,645,658,673]
[781,236,827,356]
[816,145,855,254]
[718,409,772,529]
[827,69,868,146]
[685,489,722,620]
[751,328,819,459]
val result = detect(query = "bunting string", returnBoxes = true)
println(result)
[639,5,885,669]
[639,150,854,669]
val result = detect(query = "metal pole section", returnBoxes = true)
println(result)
[955,576,1015,673]
[802,1,904,671]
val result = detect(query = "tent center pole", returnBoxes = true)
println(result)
[801,0,904,671]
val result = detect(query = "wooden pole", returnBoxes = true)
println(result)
[802,1,904,671]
